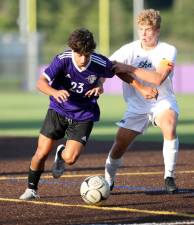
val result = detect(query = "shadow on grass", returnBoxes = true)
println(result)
[0,118,194,144]
[0,117,193,160]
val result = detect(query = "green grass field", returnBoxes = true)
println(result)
[0,92,193,144]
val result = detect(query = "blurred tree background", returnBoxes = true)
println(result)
[0,0,194,64]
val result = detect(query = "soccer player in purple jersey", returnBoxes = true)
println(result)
[19,28,157,200]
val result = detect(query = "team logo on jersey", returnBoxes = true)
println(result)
[138,60,152,68]
[86,75,97,84]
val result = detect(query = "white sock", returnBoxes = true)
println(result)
[163,137,179,179]
[105,154,122,186]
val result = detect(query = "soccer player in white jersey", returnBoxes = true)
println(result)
[105,9,179,194]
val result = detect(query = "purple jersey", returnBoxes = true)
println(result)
[43,50,114,121]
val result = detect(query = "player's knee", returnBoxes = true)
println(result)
[64,158,76,165]
[163,117,177,138]
[63,154,77,165]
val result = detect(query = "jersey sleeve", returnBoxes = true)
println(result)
[158,45,177,66]
[43,55,64,82]
[102,59,115,78]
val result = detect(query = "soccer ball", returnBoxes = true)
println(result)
[80,175,110,205]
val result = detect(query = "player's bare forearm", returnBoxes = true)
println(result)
[128,66,169,86]
[36,75,57,96]
[113,61,171,86]
[131,80,158,99]
[36,74,70,103]
[116,72,133,84]
[116,72,157,99]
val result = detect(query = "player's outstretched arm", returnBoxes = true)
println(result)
[132,81,158,99]
[36,74,70,103]
[116,72,158,100]
[113,61,173,86]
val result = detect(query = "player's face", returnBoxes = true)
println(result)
[73,52,91,69]
[137,24,160,50]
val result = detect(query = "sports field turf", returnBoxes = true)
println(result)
[0,138,194,225]
[0,92,193,144]
[0,92,194,225]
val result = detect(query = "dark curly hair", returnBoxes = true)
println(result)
[68,28,96,54]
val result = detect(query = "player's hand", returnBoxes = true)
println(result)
[139,86,158,100]
[52,90,70,103]
[85,86,104,97]
[112,61,129,74]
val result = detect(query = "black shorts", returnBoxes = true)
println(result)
[40,109,94,145]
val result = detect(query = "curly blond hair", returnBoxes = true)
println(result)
[137,9,161,29]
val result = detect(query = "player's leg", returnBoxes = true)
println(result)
[61,140,85,165]
[31,134,55,171]
[20,134,55,200]
[52,120,93,178]
[155,108,179,193]
[105,127,139,190]
[105,113,149,190]
[20,109,64,200]
[52,140,85,178]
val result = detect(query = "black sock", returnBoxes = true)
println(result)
[28,168,43,190]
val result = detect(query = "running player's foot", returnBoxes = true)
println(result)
[52,144,65,178]
[19,188,39,200]
[165,177,177,194]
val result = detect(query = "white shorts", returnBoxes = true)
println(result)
[117,99,179,133]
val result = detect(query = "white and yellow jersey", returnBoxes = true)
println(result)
[110,40,178,114]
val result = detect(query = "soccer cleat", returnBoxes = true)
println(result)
[52,144,65,178]
[110,181,115,191]
[165,177,178,194]
[19,188,39,200]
